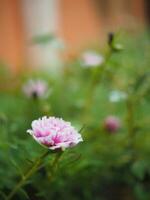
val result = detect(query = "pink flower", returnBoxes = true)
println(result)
[104,116,121,133]
[23,79,49,99]
[81,51,104,67]
[27,116,83,150]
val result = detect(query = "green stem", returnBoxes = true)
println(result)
[82,70,100,122]
[126,97,135,138]
[6,150,49,200]
[126,96,137,153]
[47,151,63,180]
[82,48,113,123]
[126,96,140,164]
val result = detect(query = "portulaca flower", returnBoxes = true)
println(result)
[81,51,104,68]
[27,116,83,150]
[109,90,127,102]
[23,79,49,99]
[104,116,121,133]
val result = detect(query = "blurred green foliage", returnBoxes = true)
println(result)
[0,31,150,200]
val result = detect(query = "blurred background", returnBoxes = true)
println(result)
[0,0,149,71]
[0,1,150,200]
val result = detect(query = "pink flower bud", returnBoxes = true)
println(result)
[27,116,83,150]
[104,116,121,133]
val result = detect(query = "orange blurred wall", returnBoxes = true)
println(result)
[0,0,147,71]
[59,0,102,51]
[0,0,24,71]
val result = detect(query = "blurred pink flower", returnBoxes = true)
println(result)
[23,79,49,99]
[27,116,83,150]
[81,51,104,67]
[104,116,121,133]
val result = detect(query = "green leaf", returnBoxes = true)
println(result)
[31,33,56,45]
[19,188,30,200]
[131,160,147,180]
[0,191,7,200]
[10,159,24,179]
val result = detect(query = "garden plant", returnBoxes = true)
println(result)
[0,31,149,200]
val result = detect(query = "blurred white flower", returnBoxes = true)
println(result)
[81,51,104,68]
[23,79,50,99]
[109,90,127,102]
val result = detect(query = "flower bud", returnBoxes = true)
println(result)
[104,116,121,133]
[108,32,114,46]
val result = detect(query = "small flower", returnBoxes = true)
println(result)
[109,90,127,102]
[104,116,121,133]
[81,51,104,68]
[27,116,83,150]
[23,79,50,99]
